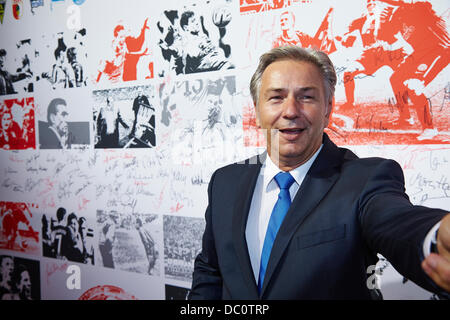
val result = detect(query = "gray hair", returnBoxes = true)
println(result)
[250,46,337,105]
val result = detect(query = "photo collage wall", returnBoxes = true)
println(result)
[0,0,449,300]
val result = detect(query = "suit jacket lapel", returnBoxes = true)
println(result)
[231,153,265,299]
[260,134,344,296]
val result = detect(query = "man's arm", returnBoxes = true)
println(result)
[189,171,223,300]
[125,18,149,52]
[117,111,129,130]
[358,159,449,295]
[9,71,28,83]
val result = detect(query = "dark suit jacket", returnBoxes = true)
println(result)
[190,134,448,299]
[39,122,64,149]
[39,121,77,149]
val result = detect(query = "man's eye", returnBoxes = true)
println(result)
[270,96,282,101]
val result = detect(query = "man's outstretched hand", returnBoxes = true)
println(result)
[422,213,450,293]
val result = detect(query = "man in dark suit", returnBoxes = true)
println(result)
[39,98,73,149]
[189,46,450,299]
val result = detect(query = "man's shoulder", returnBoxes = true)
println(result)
[322,139,402,174]
[39,123,61,148]
[343,152,399,166]
[340,153,403,177]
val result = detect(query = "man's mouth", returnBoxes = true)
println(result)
[279,128,305,134]
[278,128,305,140]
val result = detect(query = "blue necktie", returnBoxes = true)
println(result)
[258,171,295,294]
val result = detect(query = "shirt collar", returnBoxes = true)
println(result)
[261,144,323,191]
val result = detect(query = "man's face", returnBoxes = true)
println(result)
[256,59,331,169]
[280,13,294,31]
[0,55,5,69]
[185,15,201,34]
[367,0,376,15]
[51,104,68,135]
[69,218,78,232]
[1,257,14,278]
[80,223,87,238]
[117,29,126,43]
[1,113,12,131]
[18,270,32,298]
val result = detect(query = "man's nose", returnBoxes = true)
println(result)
[282,95,301,119]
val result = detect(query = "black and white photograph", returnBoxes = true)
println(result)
[93,85,156,149]
[34,28,88,91]
[37,95,90,149]
[159,75,242,166]
[0,255,40,300]
[96,210,161,276]
[156,0,234,76]
[0,39,34,96]
[41,207,95,265]
[163,215,204,282]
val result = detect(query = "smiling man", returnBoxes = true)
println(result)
[189,45,450,300]
[255,58,331,172]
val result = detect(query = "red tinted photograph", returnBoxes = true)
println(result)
[0,201,40,255]
[0,98,35,150]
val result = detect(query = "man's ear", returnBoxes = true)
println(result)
[324,98,333,127]
[328,97,334,117]
[254,103,261,128]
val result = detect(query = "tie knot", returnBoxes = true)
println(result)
[274,172,295,190]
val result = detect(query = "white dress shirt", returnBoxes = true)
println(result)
[245,145,323,282]
[244,145,439,283]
